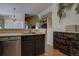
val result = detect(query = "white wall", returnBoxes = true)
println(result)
[4,13,25,29]
[38,5,53,46]
[52,4,79,32]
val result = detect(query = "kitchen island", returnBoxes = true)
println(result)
[0,33,45,56]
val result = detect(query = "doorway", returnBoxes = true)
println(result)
[41,12,52,55]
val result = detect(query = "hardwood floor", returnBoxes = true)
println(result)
[44,45,65,56]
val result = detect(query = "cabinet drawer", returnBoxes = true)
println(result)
[21,36,35,41]
[0,36,21,41]
[7,36,21,40]
[0,37,8,41]
[22,40,34,45]
[35,35,45,39]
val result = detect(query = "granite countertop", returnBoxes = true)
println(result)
[0,33,45,37]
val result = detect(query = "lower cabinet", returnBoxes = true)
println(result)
[35,38,45,56]
[0,41,3,56]
[21,35,45,56]
[0,35,45,56]
[21,39,35,56]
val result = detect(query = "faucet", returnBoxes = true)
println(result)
[29,29,36,34]
[29,29,31,33]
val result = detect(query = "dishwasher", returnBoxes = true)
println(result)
[0,36,21,56]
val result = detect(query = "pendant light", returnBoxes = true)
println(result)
[12,8,16,21]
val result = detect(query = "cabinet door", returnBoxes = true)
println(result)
[0,41,3,56]
[35,38,45,56]
[21,36,35,56]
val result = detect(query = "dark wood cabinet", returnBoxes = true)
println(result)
[21,36,35,56]
[21,34,45,56]
[22,40,35,56]
[35,38,45,55]
[0,41,3,56]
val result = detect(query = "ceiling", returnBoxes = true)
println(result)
[0,3,52,15]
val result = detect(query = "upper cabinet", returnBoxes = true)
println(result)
[41,16,47,29]
[41,12,52,29]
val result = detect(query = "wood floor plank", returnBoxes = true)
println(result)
[44,45,65,56]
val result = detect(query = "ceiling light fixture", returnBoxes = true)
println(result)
[12,8,16,21]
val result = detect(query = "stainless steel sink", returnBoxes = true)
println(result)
[22,32,36,34]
